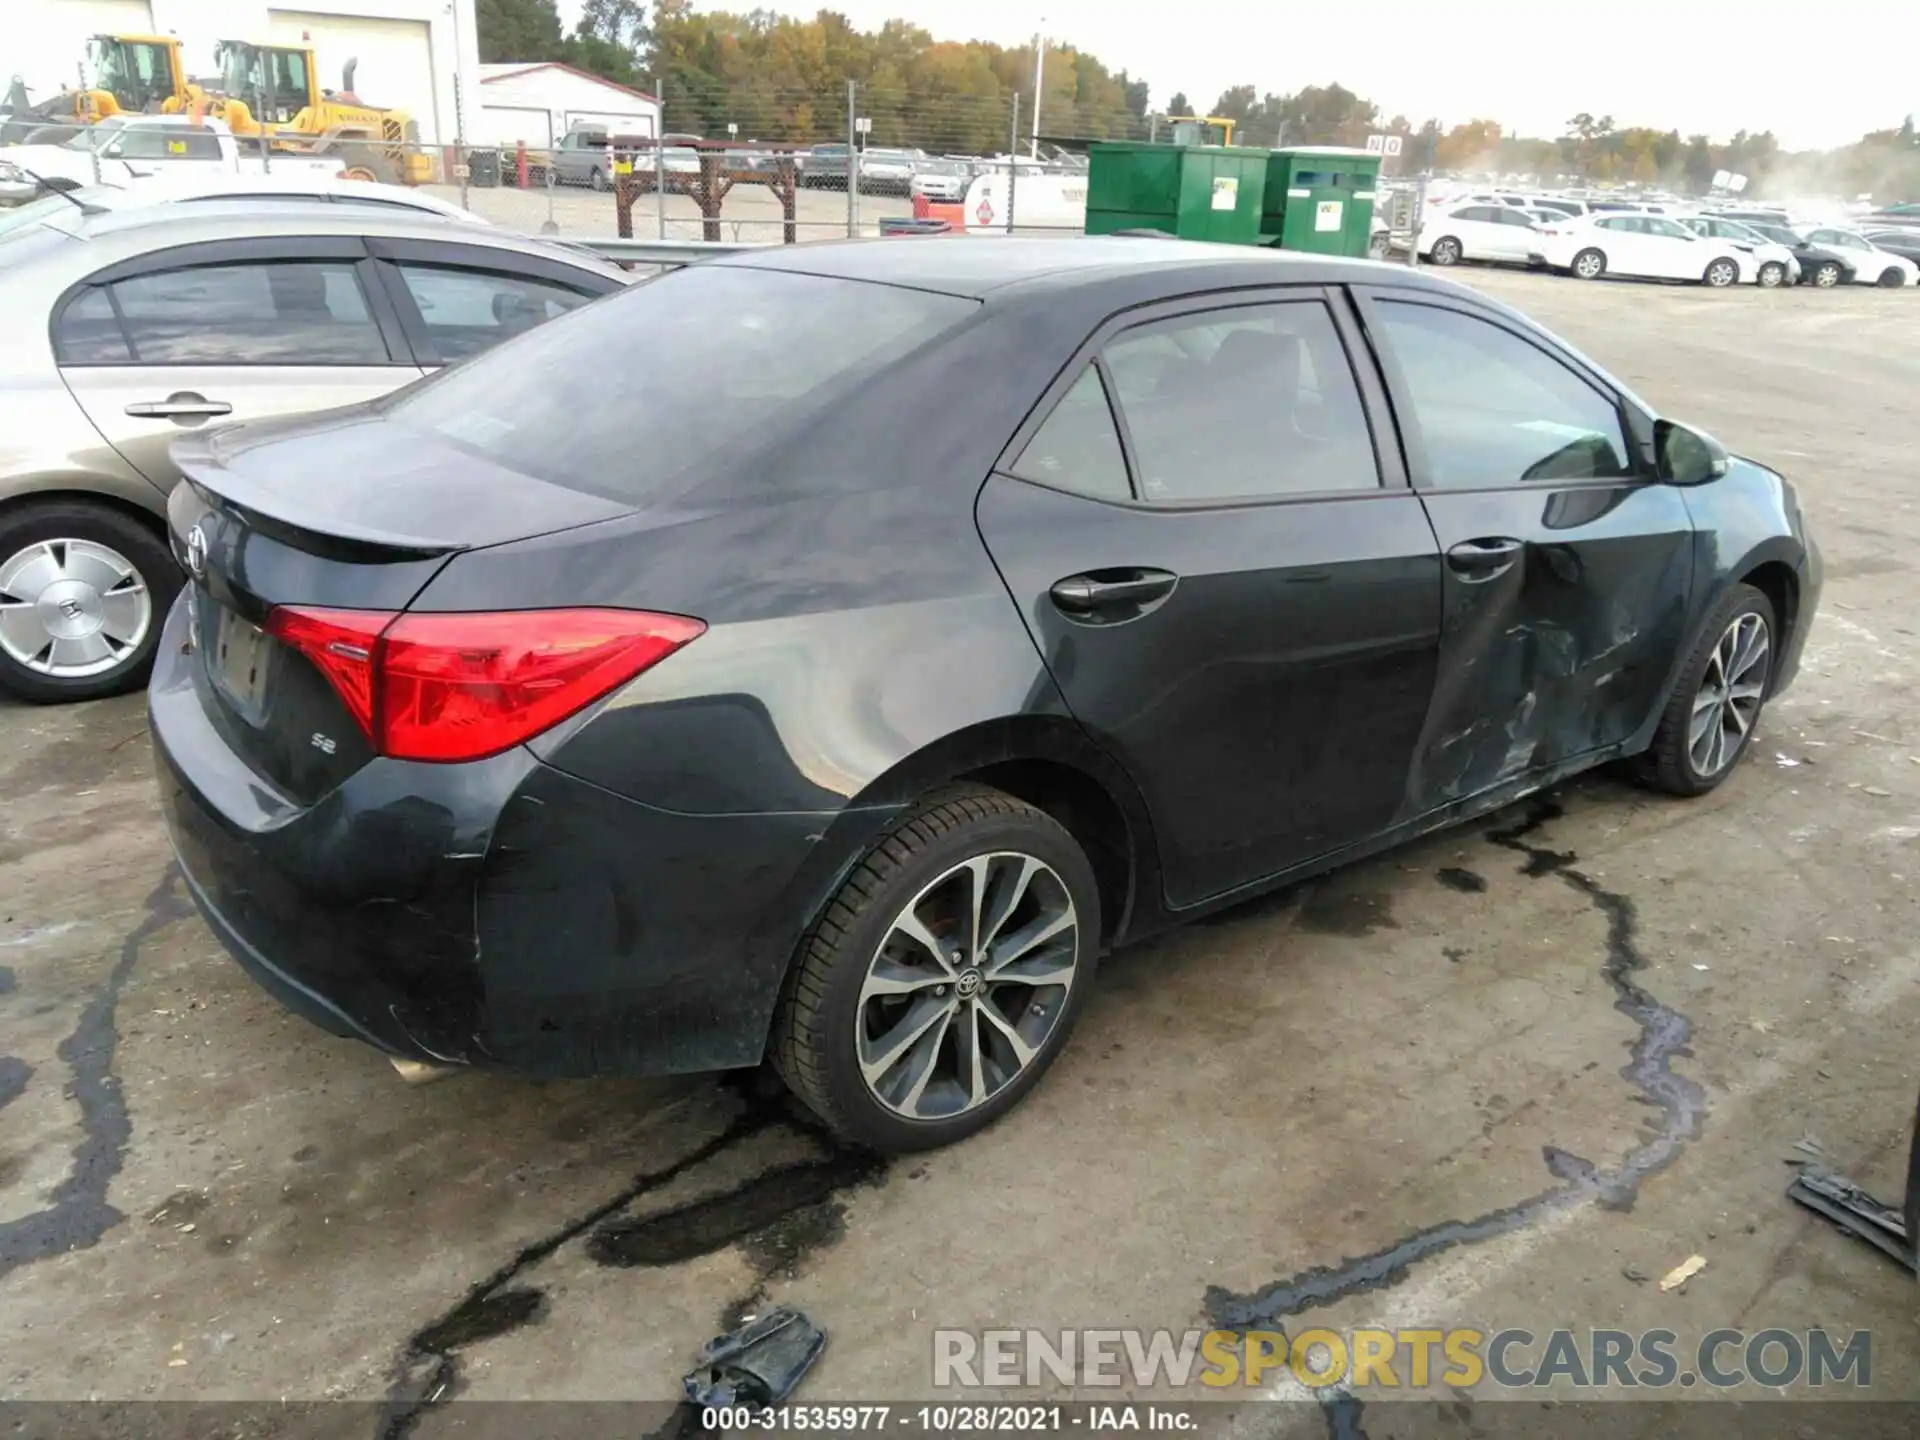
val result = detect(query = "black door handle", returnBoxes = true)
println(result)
[1446,537,1524,579]
[1049,568,1178,615]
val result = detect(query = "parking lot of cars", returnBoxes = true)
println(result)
[1,163,1917,1420]
[1412,189,1920,290]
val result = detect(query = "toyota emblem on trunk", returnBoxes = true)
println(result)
[185,523,208,579]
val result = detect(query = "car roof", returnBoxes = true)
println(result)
[4,203,624,287]
[717,234,1472,302]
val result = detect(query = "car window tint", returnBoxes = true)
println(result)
[1647,218,1691,239]
[53,286,133,363]
[1011,366,1130,500]
[387,265,977,501]
[104,261,390,365]
[1102,301,1379,503]
[1376,301,1632,488]
[394,263,593,361]
[118,127,221,161]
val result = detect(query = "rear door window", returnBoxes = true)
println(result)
[1011,366,1131,500]
[388,265,977,499]
[61,260,392,365]
[1100,300,1380,503]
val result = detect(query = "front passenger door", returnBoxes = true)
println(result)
[1354,289,1694,812]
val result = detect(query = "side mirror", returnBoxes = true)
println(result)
[1655,419,1730,486]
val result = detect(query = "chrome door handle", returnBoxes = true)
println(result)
[125,394,233,420]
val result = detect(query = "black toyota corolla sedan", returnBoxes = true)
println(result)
[152,237,1822,1152]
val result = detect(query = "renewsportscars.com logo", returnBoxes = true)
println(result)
[933,1328,1873,1392]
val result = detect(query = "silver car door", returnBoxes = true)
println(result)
[54,240,424,489]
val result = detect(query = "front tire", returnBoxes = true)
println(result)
[0,501,179,704]
[1878,267,1907,288]
[1571,247,1607,280]
[1757,261,1786,288]
[1703,257,1740,288]
[772,787,1101,1152]
[1428,236,1463,266]
[589,166,609,192]
[1812,260,1843,288]
[1637,583,1777,797]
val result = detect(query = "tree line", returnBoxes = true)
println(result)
[477,0,1919,199]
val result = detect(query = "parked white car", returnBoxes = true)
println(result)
[1679,215,1799,286]
[1535,213,1750,286]
[1417,202,1542,266]
[0,171,481,244]
[1794,225,1918,287]
[0,115,342,202]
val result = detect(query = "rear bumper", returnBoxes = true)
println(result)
[151,596,886,1078]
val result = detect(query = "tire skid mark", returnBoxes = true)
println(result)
[0,867,188,1282]
[1205,797,1705,1332]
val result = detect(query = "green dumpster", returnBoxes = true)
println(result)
[1261,147,1382,257]
[1085,142,1270,246]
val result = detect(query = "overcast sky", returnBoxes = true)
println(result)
[560,0,1912,150]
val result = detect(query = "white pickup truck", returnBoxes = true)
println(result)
[0,114,342,204]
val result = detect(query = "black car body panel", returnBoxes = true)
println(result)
[152,238,1823,1079]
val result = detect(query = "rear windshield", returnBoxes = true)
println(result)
[386,265,976,501]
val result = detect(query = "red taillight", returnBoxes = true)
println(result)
[265,606,388,738]
[264,606,705,763]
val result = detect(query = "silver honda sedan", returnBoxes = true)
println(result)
[0,202,627,702]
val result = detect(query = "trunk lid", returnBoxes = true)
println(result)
[168,409,636,802]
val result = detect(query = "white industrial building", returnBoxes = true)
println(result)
[17,0,480,144]
[475,62,658,149]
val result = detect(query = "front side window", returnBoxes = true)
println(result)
[1374,301,1632,488]
[393,263,594,362]
[1100,300,1379,503]
[76,260,390,365]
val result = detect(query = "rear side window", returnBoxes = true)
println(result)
[388,265,976,499]
[1099,300,1379,503]
[1012,367,1130,500]
[75,261,392,365]
[392,263,594,362]
[53,287,132,363]
[1374,301,1632,488]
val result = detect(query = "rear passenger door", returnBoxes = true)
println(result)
[54,236,423,490]
[977,289,1443,909]
[363,237,619,366]
[1352,288,1694,811]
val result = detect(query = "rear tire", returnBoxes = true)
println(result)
[1812,261,1843,288]
[0,501,179,705]
[1571,247,1606,280]
[771,787,1101,1153]
[1703,257,1740,288]
[1635,583,1777,797]
[1428,236,1463,266]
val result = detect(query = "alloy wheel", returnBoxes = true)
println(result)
[1706,259,1739,287]
[856,851,1078,1121]
[1759,263,1785,288]
[1815,264,1840,287]
[1574,250,1604,279]
[1688,611,1770,778]
[0,537,152,678]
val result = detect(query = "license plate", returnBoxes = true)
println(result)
[212,607,272,719]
